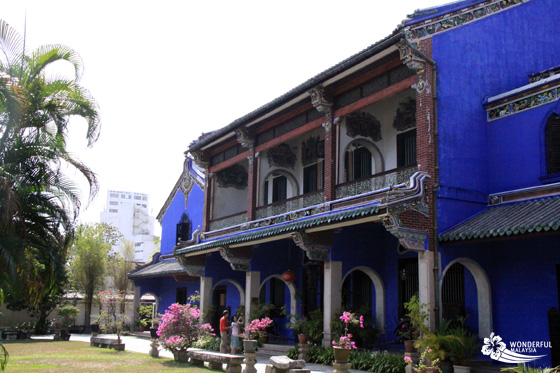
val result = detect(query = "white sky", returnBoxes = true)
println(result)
[3,0,446,236]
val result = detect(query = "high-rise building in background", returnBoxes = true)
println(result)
[100,190,158,263]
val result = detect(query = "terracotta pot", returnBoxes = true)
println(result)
[243,339,258,353]
[333,346,352,363]
[298,334,309,344]
[404,339,417,352]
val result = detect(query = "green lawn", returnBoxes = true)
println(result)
[2,340,220,372]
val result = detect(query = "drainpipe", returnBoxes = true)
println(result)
[431,63,440,329]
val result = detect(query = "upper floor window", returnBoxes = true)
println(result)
[303,162,323,193]
[397,129,417,168]
[263,172,297,205]
[176,213,192,244]
[345,144,372,182]
[546,114,560,175]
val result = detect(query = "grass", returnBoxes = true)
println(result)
[2,340,220,372]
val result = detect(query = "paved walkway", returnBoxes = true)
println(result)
[62,333,368,373]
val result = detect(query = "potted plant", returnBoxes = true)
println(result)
[98,289,127,350]
[135,318,148,332]
[405,346,442,373]
[149,316,160,339]
[58,305,80,341]
[331,311,364,364]
[444,319,479,373]
[286,312,310,344]
[401,294,429,352]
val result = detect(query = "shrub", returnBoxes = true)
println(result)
[157,303,214,353]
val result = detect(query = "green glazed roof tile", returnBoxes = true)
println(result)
[439,196,560,242]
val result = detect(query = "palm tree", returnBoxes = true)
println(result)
[0,19,101,323]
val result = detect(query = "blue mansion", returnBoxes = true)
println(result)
[130,0,560,366]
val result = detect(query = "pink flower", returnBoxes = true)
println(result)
[404,356,413,364]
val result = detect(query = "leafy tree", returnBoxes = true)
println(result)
[0,19,100,321]
[69,223,121,326]
[107,238,135,293]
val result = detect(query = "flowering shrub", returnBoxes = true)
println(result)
[242,317,273,340]
[156,303,213,353]
[332,311,364,349]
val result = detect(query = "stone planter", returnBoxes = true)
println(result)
[150,328,158,339]
[333,346,352,363]
[173,350,189,362]
[243,340,258,373]
[453,365,471,373]
[243,339,257,353]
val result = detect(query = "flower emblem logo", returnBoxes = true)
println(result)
[480,333,545,364]
[481,332,507,360]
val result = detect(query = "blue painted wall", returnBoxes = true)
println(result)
[434,1,560,365]
[439,234,560,366]
[434,0,560,229]
[135,276,200,315]
[160,183,204,256]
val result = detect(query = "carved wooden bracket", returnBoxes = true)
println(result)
[235,127,254,149]
[219,246,252,271]
[176,254,206,277]
[290,231,330,262]
[382,213,427,252]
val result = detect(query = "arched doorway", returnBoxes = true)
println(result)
[440,258,492,337]
[341,267,385,333]
[259,275,297,338]
[211,279,245,333]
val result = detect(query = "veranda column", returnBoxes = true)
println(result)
[322,260,342,347]
[132,286,141,326]
[235,128,257,221]
[245,271,260,322]
[200,276,213,323]
[418,251,436,331]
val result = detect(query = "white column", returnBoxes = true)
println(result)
[133,286,141,325]
[200,276,213,323]
[245,271,260,322]
[322,260,342,347]
[418,250,436,331]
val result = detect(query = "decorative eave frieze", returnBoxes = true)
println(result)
[404,0,531,42]
[485,76,560,121]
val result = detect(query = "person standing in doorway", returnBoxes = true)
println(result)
[220,309,231,353]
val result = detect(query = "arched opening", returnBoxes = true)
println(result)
[259,275,297,338]
[341,267,385,334]
[211,279,245,333]
[139,292,158,329]
[262,170,298,205]
[441,258,492,338]
[343,140,384,182]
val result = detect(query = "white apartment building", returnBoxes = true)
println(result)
[100,190,158,263]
